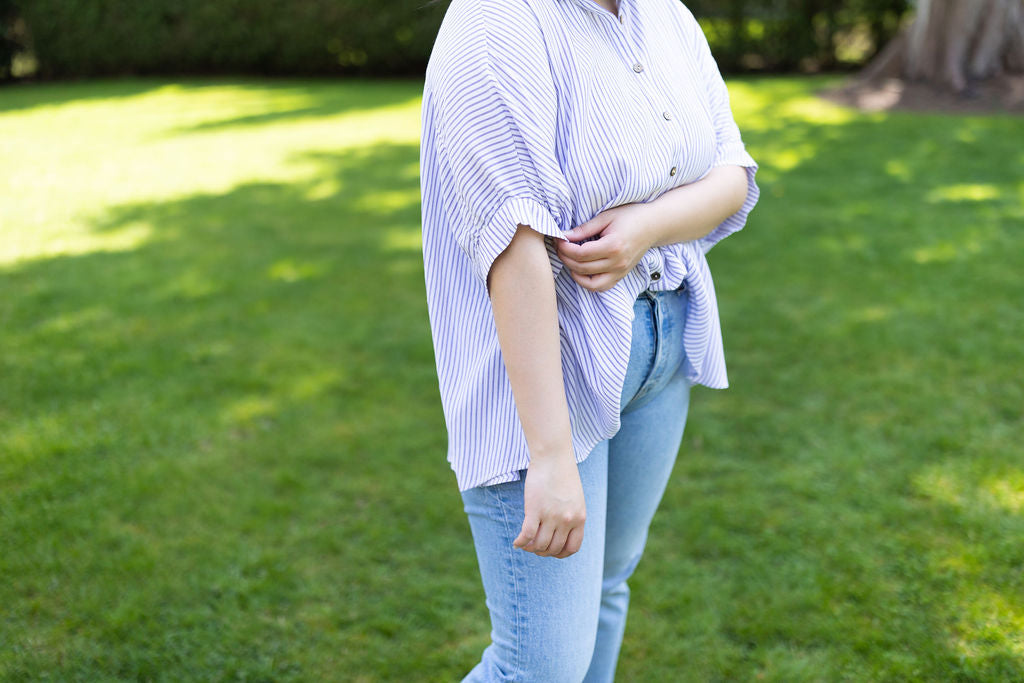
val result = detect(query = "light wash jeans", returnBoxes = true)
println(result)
[460,284,692,682]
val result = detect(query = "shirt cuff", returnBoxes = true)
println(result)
[474,196,569,287]
[714,141,757,170]
[700,155,760,254]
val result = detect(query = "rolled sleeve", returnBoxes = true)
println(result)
[427,2,574,288]
[686,9,760,254]
[475,196,569,285]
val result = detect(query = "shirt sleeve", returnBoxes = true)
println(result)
[427,3,574,288]
[684,8,761,254]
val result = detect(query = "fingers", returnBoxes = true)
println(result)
[513,515,540,550]
[558,227,627,261]
[554,527,584,559]
[568,269,618,292]
[514,459,587,560]
[557,242,620,291]
[564,216,607,242]
[517,521,585,558]
[558,252,614,276]
[522,521,556,555]
[557,237,608,263]
[538,525,570,558]
[557,236,632,290]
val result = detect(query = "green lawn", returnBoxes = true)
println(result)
[1,75,1021,681]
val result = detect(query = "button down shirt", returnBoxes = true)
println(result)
[420,0,760,491]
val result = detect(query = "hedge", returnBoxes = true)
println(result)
[11,0,448,79]
[4,0,908,80]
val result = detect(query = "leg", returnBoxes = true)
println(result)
[460,440,609,682]
[584,287,692,683]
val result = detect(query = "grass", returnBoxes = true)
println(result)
[1,74,1021,681]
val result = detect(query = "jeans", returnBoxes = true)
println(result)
[460,284,692,682]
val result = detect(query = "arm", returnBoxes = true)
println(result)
[640,164,749,247]
[556,8,760,291]
[555,165,749,292]
[488,225,586,560]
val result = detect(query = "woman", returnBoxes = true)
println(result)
[419,0,759,679]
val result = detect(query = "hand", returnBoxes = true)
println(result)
[513,454,587,559]
[555,203,655,292]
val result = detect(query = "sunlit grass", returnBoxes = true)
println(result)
[0,77,420,266]
[1,75,1022,681]
[927,183,1002,202]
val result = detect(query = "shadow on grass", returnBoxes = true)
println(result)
[163,78,425,135]
[1,78,1021,680]
[1,140,486,680]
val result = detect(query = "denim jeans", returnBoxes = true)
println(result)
[460,284,691,682]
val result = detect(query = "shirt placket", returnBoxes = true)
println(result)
[580,0,674,287]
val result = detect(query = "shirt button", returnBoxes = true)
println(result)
[650,271,662,281]
[662,110,672,120]
[632,63,643,73]
[669,166,677,176]
[619,14,624,23]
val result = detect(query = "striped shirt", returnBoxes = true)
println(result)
[420,0,760,491]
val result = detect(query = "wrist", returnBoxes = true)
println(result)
[527,438,574,462]
[643,166,750,248]
[635,198,669,250]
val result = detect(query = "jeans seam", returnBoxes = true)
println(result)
[485,482,524,680]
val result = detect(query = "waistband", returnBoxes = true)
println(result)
[637,280,687,302]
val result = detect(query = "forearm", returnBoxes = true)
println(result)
[487,225,573,462]
[640,164,749,248]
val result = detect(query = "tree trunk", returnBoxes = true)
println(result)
[860,0,1024,92]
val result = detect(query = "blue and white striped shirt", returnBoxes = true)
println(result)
[420,0,760,491]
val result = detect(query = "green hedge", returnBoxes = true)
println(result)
[13,0,448,79]
[686,0,909,71]
[1,0,21,79]
[6,0,907,80]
